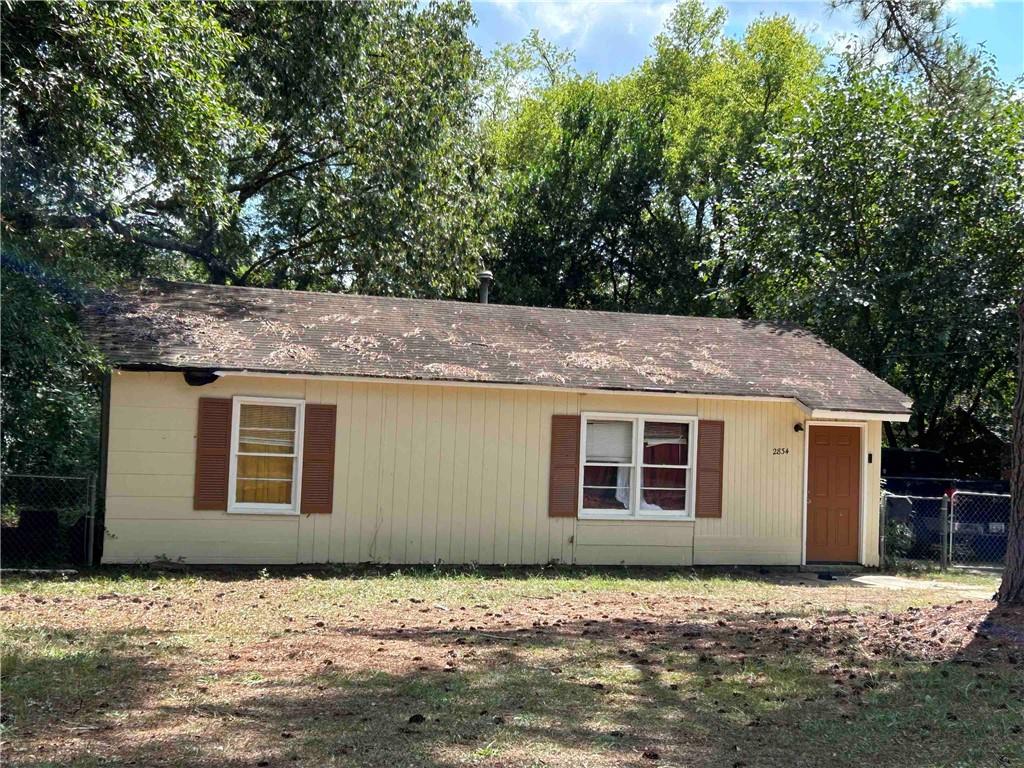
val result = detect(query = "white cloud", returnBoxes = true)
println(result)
[487,1,675,49]
[947,0,995,13]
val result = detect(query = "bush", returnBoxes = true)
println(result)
[885,519,914,563]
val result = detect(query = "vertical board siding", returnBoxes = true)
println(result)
[377,385,400,563]
[359,385,384,561]
[104,371,882,567]
[436,388,458,563]
[450,388,472,564]
[863,421,882,567]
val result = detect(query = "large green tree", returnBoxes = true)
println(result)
[487,74,681,311]
[0,270,103,474]
[0,0,489,475]
[654,1,821,315]
[486,2,822,314]
[729,62,1023,461]
[830,0,994,100]
[2,0,487,295]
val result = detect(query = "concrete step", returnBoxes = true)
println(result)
[800,564,866,575]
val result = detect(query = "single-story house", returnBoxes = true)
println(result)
[84,279,912,567]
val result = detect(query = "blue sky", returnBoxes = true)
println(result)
[470,0,1024,83]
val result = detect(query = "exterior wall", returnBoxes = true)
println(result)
[863,421,883,567]
[102,371,883,567]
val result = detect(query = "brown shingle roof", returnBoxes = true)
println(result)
[83,280,911,414]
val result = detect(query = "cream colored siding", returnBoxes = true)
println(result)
[103,371,884,567]
[862,421,882,567]
[575,521,694,565]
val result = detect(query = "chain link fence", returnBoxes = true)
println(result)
[881,488,1010,569]
[1,474,96,567]
[948,491,1011,566]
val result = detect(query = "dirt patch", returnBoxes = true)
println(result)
[856,600,1024,662]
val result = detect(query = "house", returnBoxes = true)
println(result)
[84,279,912,567]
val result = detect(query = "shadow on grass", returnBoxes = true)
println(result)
[1,627,179,740]
[4,604,1022,767]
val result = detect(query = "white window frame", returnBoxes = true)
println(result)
[228,396,305,515]
[578,412,698,521]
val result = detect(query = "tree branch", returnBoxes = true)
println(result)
[33,211,205,258]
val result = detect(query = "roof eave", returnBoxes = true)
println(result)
[807,407,912,423]
[191,367,910,420]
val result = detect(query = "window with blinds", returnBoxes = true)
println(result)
[229,398,304,513]
[582,419,634,511]
[580,414,696,520]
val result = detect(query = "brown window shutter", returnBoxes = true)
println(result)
[194,398,232,511]
[301,404,337,514]
[548,414,581,517]
[695,420,725,518]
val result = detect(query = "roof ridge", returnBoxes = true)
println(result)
[135,277,811,331]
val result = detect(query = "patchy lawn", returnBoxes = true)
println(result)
[1,567,1022,768]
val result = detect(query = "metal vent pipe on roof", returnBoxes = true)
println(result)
[477,269,493,304]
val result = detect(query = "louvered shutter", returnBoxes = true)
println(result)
[300,404,337,514]
[548,414,581,517]
[694,420,724,518]
[194,397,232,510]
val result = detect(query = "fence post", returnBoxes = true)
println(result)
[86,474,96,567]
[939,494,950,570]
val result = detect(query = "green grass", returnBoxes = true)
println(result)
[1,567,1020,767]
[0,563,953,608]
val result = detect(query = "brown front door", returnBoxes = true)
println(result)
[806,425,860,563]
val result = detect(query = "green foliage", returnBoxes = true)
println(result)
[479,29,577,125]
[1,0,489,474]
[1,0,243,222]
[830,0,995,100]
[884,519,914,563]
[488,75,684,310]
[487,3,823,313]
[1,503,20,528]
[728,62,1023,452]
[0,267,104,474]
[2,0,487,295]
[658,5,822,204]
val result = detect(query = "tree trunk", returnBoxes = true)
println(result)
[997,293,1024,604]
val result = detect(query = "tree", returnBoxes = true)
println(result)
[0,267,104,474]
[486,4,822,314]
[997,296,1024,604]
[2,0,488,296]
[0,0,490,475]
[832,0,998,106]
[478,29,576,125]
[729,62,1024,459]
[654,3,822,315]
